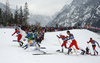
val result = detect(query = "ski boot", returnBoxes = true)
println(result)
[19,41,23,47]
[94,52,96,55]
[97,52,98,55]
[24,44,28,50]
[24,46,28,50]
[67,49,72,55]
[81,50,85,55]
[43,51,46,54]
[22,46,25,48]
[62,47,64,53]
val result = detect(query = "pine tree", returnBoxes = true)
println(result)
[3,0,11,26]
[0,8,2,25]
[19,6,23,24]
[14,5,19,25]
[23,2,29,24]
[9,13,14,25]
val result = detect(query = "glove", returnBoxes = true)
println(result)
[87,42,89,43]
[12,34,14,36]
[99,46,100,48]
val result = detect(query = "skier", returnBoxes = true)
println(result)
[23,29,40,50]
[23,29,35,49]
[87,38,100,55]
[12,28,23,47]
[67,31,85,55]
[86,47,90,54]
[23,29,46,54]
[57,34,68,52]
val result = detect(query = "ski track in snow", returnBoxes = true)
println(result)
[0,28,100,63]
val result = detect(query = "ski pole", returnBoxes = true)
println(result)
[57,36,63,52]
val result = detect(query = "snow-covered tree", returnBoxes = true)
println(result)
[23,2,29,24]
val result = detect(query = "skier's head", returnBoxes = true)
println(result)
[15,28,17,30]
[59,33,62,36]
[67,30,70,35]
[90,38,93,40]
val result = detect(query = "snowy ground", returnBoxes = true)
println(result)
[0,28,100,63]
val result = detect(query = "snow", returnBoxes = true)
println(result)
[96,5,100,15]
[83,13,91,21]
[0,28,100,63]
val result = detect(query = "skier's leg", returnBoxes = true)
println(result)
[64,41,67,48]
[35,43,46,54]
[94,49,98,55]
[61,42,65,52]
[74,40,79,50]
[23,40,30,49]
[61,42,64,47]
[32,41,36,46]
[93,45,96,55]
[28,40,32,46]
[24,44,28,49]
[93,45,98,55]
[34,42,40,50]
[68,41,74,54]
[69,41,74,49]
[17,34,23,47]
[19,41,23,47]
[74,40,85,55]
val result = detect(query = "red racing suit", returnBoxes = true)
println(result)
[13,30,22,42]
[87,39,100,52]
[58,35,68,48]
[68,33,80,50]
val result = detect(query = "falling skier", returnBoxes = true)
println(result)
[12,28,23,47]
[66,31,85,55]
[87,38,100,55]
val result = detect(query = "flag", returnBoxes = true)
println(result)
[97,28,100,30]
[18,18,21,23]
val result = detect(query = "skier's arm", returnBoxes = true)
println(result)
[12,30,17,36]
[87,41,91,43]
[95,40,100,47]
